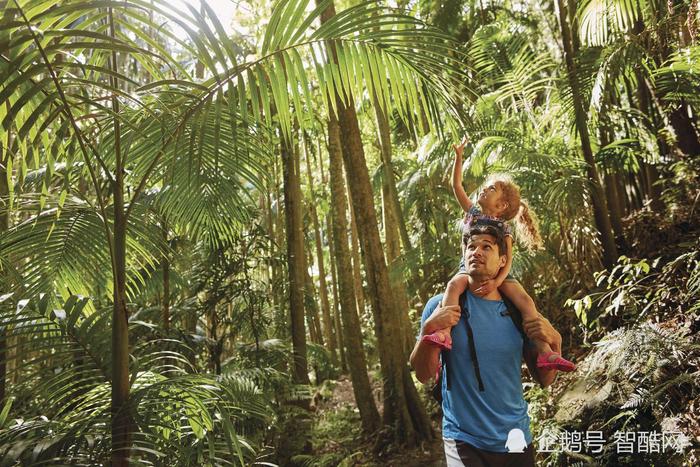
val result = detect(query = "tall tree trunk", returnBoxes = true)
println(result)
[279,132,312,466]
[319,0,432,444]
[597,115,626,247]
[281,134,310,386]
[603,171,625,241]
[327,214,347,372]
[322,148,347,372]
[265,189,279,312]
[303,136,337,364]
[112,208,131,467]
[630,172,644,210]
[373,97,409,256]
[304,264,324,346]
[348,190,366,320]
[206,298,222,375]
[109,11,131,464]
[555,0,618,268]
[372,95,415,357]
[631,69,665,210]
[273,155,287,337]
[326,109,380,433]
[161,222,170,331]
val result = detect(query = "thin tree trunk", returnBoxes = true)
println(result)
[282,134,310,386]
[373,96,411,254]
[629,172,644,210]
[303,136,337,364]
[603,172,625,241]
[322,147,347,372]
[612,172,629,217]
[326,109,380,433]
[631,69,665,210]
[304,264,324,346]
[328,217,348,373]
[161,222,170,331]
[645,163,662,209]
[206,297,221,375]
[265,189,279,312]
[111,111,131,467]
[348,190,366,320]
[555,0,618,268]
[109,10,131,464]
[273,155,287,336]
[278,127,313,465]
[597,120,625,246]
[372,94,414,357]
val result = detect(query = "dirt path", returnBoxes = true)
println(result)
[314,376,446,466]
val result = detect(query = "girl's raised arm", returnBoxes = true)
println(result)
[452,137,473,213]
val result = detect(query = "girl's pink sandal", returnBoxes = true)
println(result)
[421,332,452,350]
[536,352,576,372]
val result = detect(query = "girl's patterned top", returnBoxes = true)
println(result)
[463,206,512,237]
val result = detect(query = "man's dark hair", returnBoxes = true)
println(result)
[462,224,507,255]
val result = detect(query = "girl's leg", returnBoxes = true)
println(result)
[422,273,470,350]
[499,280,576,372]
[445,272,469,308]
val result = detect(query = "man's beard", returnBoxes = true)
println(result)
[466,268,493,282]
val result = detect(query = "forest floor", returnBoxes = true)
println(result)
[310,375,446,466]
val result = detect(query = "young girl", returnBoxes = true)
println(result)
[421,137,576,372]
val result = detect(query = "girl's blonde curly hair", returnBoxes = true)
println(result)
[485,175,543,251]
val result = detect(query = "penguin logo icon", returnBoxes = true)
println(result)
[505,428,527,453]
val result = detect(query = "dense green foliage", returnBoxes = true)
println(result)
[0,0,698,465]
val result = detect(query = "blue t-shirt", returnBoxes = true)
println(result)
[419,293,532,452]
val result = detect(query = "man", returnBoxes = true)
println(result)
[410,225,562,466]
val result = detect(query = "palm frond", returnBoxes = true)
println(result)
[577,0,643,46]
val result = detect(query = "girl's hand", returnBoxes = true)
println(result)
[452,136,469,158]
[523,315,562,349]
[424,304,461,334]
[474,279,497,296]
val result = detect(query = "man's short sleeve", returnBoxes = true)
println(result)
[417,294,444,341]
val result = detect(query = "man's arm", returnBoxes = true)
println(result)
[409,301,461,383]
[522,314,563,387]
[410,338,442,384]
